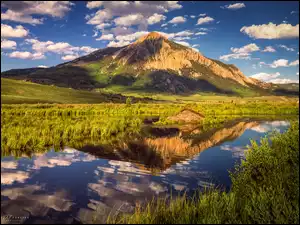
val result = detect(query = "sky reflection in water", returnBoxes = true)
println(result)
[1,120,290,224]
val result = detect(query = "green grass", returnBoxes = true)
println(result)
[1,102,298,156]
[1,78,150,104]
[108,122,299,224]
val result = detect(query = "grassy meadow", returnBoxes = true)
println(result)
[1,100,298,157]
[108,122,299,224]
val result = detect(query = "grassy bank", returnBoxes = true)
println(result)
[108,122,299,224]
[1,102,298,156]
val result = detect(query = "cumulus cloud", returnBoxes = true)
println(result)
[96,34,114,41]
[231,43,260,53]
[24,38,97,59]
[289,59,299,66]
[95,23,111,30]
[223,3,246,10]
[1,24,29,38]
[107,40,131,47]
[80,46,97,54]
[9,51,45,60]
[147,13,166,25]
[190,15,196,18]
[267,59,299,68]
[161,23,168,27]
[196,16,214,25]
[117,31,149,42]
[85,1,182,31]
[114,13,145,26]
[37,65,48,68]
[92,30,98,37]
[86,1,104,9]
[1,1,73,25]
[169,16,186,24]
[250,72,281,81]
[1,39,17,49]
[262,46,276,52]
[61,54,79,61]
[278,44,295,51]
[220,43,260,61]
[240,23,299,39]
[199,13,206,17]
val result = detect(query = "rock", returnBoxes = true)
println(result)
[167,109,205,123]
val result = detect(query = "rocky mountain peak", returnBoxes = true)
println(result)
[135,32,167,44]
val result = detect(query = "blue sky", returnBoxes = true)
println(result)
[1,1,299,84]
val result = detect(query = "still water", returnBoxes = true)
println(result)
[1,119,290,224]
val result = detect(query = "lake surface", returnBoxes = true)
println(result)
[1,119,290,224]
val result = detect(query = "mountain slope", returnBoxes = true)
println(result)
[1,78,150,104]
[1,32,296,96]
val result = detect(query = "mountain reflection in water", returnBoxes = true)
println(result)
[1,119,290,224]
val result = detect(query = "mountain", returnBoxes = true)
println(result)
[1,32,298,96]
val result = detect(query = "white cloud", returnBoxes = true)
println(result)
[107,40,130,47]
[289,59,299,66]
[220,52,251,61]
[190,15,196,18]
[161,23,168,27]
[196,16,214,25]
[175,31,194,37]
[95,23,111,30]
[86,1,104,9]
[1,171,30,185]
[223,3,246,10]
[115,31,149,42]
[96,34,114,41]
[250,72,280,81]
[220,43,259,61]
[61,54,79,61]
[231,43,260,54]
[195,32,207,35]
[25,38,96,58]
[80,46,97,54]
[169,16,186,24]
[1,24,28,38]
[262,46,276,52]
[270,59,289,68]
[46,42,79,55]
[1,1,73,25]
[9,51,45,60]
[147,13,166,25]
[114,13,144,26]
[268,59,299,68]
[199,13,206,17]
[269,78,299,84]
[1,39,17,49]
[85,1,182,31]
[82,34,87,37]
[173,36,191,41]
[174,41,190,47]
[192,44,200,48]
[92,30,98,37]
[297,72,299,75]
[37,65,48,68]
[278,44,295,51]
[240,23,299,39]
